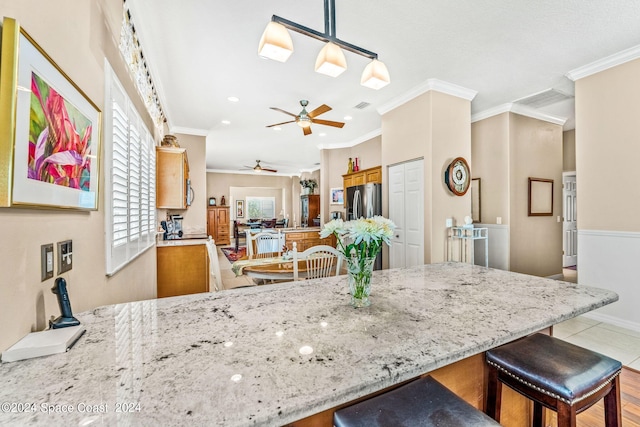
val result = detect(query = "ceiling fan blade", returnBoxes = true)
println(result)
[308,104,331,118]
[266,120,295,128]
[270,107,298,118]
[311,118,345,128]
[302,126,312,136]
[262,167,278,173]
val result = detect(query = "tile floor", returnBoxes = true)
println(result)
[216,250,640,370]
[216,245,256,290]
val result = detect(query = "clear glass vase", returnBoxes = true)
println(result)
[346,255,376,308]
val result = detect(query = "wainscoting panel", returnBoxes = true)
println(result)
[578,230,640,332]
[473,224,509,271]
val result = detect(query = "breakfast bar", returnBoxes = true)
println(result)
[0,263,618,426]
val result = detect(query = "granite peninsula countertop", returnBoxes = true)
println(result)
[0,263,618,426]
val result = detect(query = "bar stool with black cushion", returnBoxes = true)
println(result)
[333,375,500,427]
[485,333,622,427]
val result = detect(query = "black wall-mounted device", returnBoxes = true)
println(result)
[50,277,80,329]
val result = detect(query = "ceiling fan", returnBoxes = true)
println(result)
[266,100,345,136]
[243,160,278,173]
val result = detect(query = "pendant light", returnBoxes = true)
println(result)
[259,0,390,89]
[258,21,294,62]
[360,59,390,90]
[315,42,347,77]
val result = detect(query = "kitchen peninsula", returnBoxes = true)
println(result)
[0,263,617,426]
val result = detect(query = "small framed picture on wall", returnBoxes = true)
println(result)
[330,187,344,205]
[236,200,244,218]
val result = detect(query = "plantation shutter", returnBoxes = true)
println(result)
[105,61,156,275]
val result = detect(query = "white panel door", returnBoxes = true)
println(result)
[404,160,424,267]
[388,159,424,269]
[563,173,577,267]
[389,164,405,269]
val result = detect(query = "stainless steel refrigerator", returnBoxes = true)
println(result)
[346,183,383,269]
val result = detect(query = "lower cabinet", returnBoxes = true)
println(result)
[284,231,336,252]
[157,244,209,298]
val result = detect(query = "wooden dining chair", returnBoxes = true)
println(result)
[249,231,283,258]
[292,244,343,280]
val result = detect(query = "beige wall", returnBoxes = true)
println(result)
[508,114,563,276]
[471,113,563,277]
[382,91,472,264]
[206,172,298,229]
[173,133,207,234]
[0,0,158,352]
[563,129,576,172]
[576,58,640,232]
[574,57,640,327]
[471,113,510,225]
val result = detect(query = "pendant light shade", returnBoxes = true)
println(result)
[360,59,390,90]
[258,21,293,62]
[314,42,347,77]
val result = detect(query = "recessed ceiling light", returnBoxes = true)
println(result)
[227,96,239,102]
[343,115,352,121]
[221,120,231,125]
[273,126,281,131]
[319,133,326,137]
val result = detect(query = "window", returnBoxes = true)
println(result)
[105,61,156,275]
[246,196,275,219]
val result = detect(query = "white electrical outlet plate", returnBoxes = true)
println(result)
[445,218,453,228]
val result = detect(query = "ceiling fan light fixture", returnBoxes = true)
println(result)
[297,117,312,128]
[258,21,293,62]
[314,42,347,77]
[361,59,390,90]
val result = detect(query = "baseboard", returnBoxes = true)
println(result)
[546,274,564,280]
[581,311,640,334]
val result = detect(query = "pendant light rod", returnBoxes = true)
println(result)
[270,0,378,60]
[324,0,336,38]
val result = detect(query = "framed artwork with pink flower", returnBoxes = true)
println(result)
[0,18,101,210]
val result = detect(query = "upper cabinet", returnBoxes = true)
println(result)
[156,146,190,209]
[343,165,382,189]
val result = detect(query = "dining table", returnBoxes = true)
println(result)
[231,253,307,281]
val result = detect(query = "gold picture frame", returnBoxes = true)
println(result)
[0,18,101,210]
[528,177,554,216]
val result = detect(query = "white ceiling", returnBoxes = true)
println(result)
[127,0,640,176]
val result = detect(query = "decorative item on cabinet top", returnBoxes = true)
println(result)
[161,134,180,147]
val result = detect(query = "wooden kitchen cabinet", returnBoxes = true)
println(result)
[207,206,230,245]
[157,243,209,298]
[156,146,190,209]
[342,165,382,189]
[284,231,336,252]
[300,195,320,227]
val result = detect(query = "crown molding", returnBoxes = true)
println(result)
[377,78,477,115]
[170,126,209,136]
[471,103,567,126]
[318,128,382,150]
[566,44,640,81]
